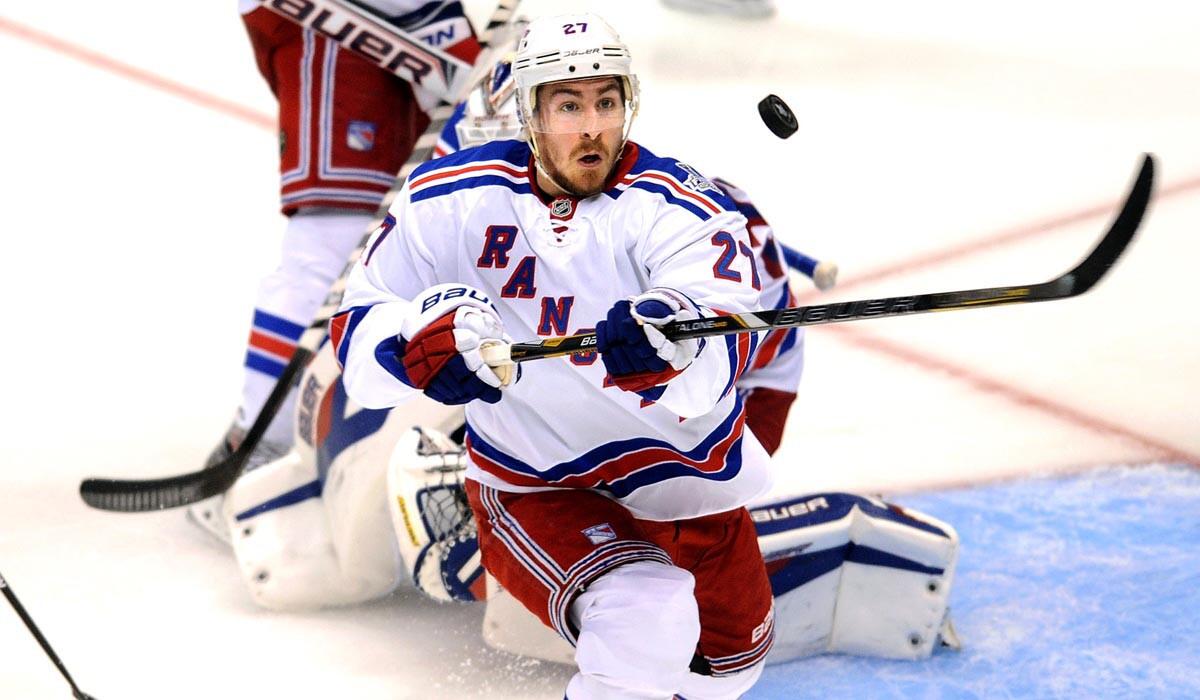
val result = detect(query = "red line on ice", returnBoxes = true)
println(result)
[826,324,1200,467]
[0,16,274,130]
[794,170,1200,469]
[799,172,1200,302]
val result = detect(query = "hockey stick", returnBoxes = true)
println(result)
[483,154,1154,364]
[78,0,522,513]
[1,571,97,700]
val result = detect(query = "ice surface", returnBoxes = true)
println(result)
[1,1,1198,698]
[756,465,1200,699]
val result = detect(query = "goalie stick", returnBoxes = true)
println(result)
[482,154,1155,364]
[78,0,522,514]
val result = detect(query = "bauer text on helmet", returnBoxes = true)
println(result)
[513,14,639,135]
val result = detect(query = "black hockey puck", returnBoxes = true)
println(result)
[757,94,798,139]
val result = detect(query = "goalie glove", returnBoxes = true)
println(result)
[383,284,517,405]
[595,288,702,393]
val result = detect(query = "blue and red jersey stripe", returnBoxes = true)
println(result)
[465,394,747,498]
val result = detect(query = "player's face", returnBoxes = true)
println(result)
[532,77,626,198]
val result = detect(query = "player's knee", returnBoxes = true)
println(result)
[568,560,700,698]
[676,662,766,700]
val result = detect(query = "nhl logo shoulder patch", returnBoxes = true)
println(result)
[581,523,617,545]
[678,163,719,195]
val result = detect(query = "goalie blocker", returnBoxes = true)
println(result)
[222,342,960,661]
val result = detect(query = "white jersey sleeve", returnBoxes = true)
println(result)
[627,196,766,419]
[330,178,460,409]
[713,178,805,396]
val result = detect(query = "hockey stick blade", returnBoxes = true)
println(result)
[80,347,313,512]
[495,154,1154,363]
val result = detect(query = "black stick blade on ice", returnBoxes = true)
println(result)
[79,346,311,512]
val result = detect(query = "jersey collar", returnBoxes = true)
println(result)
[527,142,642,214]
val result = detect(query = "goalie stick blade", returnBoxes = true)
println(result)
[79,346,314,513]
[79,459,238,512]
[501,153,1155,361]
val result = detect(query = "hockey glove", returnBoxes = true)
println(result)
[383,284,516,405]
[596,289,701,393]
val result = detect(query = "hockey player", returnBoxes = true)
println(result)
[217,40,951,652]
[190,0,483,534]
[430,45,821,456]
[215,12,958,694]
[219,28,833,611]
[329,12,813,698]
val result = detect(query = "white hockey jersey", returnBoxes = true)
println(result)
[334,139,775,521]
[433,109,805,398]
[711,177,805,395]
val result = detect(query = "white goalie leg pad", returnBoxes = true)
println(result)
[751,493,959,662]
[225,336,473,611]
[482,574,576,665]
[833,499,959,658]
[223,447,399,610]
[317,421,405,604]
[223,342,418,611]
[387,426,485,602]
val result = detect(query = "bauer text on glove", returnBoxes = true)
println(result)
[377,283,516,405]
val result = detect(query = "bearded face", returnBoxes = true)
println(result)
[530,77,626,198]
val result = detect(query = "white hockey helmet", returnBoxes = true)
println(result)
[455,50,523,148]
[512,13,640,141]
[453,19,526,149]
